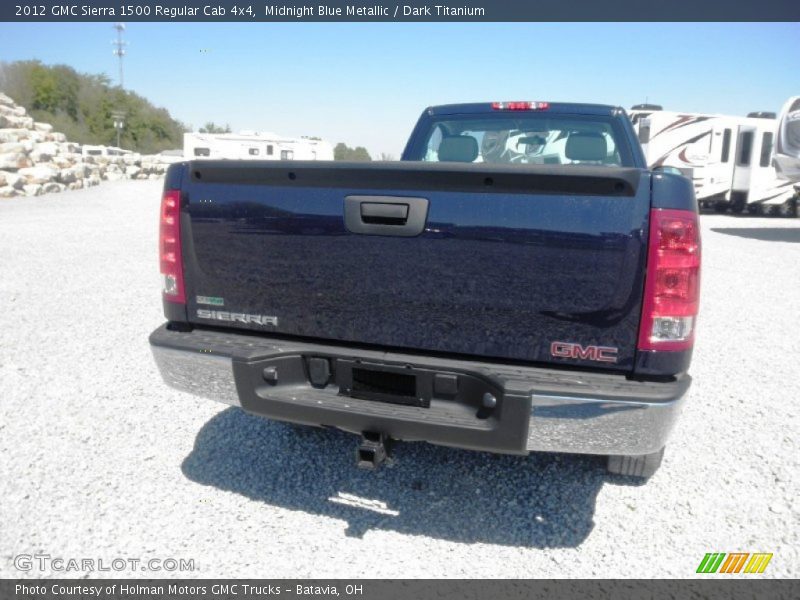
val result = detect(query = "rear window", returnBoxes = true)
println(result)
[411,113,633,166]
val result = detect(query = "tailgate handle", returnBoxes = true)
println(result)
[345,196,429,237]
[360,202,409,224]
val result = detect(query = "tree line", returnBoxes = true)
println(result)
[0,60,187,154]
[0,60,378,159]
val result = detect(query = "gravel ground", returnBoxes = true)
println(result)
[0,180,797,578]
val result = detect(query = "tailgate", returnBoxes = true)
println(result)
[179,161,651,372]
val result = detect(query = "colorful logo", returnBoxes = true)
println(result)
[696,553,773,574]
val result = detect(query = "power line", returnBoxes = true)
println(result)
[111,23,127,89]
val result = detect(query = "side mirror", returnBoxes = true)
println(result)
[653,165,683,176]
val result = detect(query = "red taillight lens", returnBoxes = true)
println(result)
[491,101,549,111]
[160,189,185,304]
[638,208,701,351]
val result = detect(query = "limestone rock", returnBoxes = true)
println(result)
[57,166,84,184]
[31,141,61,162]
[0,152,32,170]
[0,171,24,189]
[42,182,66,194]
[0,104,27,117]
[0,114,34,129]
[18,165,58,184]
[52,155,73,169]
[23,183,43,196]
[0,142,27,154]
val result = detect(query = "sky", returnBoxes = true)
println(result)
[0,22,798,157]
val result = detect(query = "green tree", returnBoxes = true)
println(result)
[334,142,372,161]
[199,122,231,133]
[0,60,188,153]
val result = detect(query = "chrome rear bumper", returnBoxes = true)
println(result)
[151,324,689,456]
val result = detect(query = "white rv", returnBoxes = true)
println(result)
[773,96,800,182]
[630,102,798,215]
[630,106,739,207]
[183,132,334,162]
[739,114,798,215]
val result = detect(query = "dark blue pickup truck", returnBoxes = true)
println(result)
[150,101,701,479]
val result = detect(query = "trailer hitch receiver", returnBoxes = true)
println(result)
[356,431,392,470]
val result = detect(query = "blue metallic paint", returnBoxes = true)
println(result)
[179,175,651,372]
[162,103,696,377]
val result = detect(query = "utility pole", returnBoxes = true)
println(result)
[112,111,126,149]
[112,23,127,88]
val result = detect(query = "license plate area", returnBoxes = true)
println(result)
[353,368,416,399]
[337,360,429,408]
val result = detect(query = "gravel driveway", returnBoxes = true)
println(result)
[0,180,797,578]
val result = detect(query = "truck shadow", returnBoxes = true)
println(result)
[181,407,629,548]
[710,227,800,243]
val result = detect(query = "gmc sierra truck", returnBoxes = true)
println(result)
[150,101,701,478]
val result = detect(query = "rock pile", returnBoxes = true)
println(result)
[0,92,174,198]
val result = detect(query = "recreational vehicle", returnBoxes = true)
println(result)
[773,96,800,182]
[183,132,334,162]
[630,102,798,216]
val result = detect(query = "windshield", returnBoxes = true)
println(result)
[412,113,633,167]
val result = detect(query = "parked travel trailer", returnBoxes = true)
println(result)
[630,101,798,216]
[774,96,800,182]
[183,132,334,162]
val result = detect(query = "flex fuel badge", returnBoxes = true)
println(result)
[196,295,225,306]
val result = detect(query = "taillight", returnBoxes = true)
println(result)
[638,208,701,351]
[160,189,185,304]
[491,101,550,111]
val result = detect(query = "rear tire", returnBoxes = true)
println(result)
[607,447,665,479]
[713,201,728,213]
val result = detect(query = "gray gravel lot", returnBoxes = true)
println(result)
[0,180,797,578]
